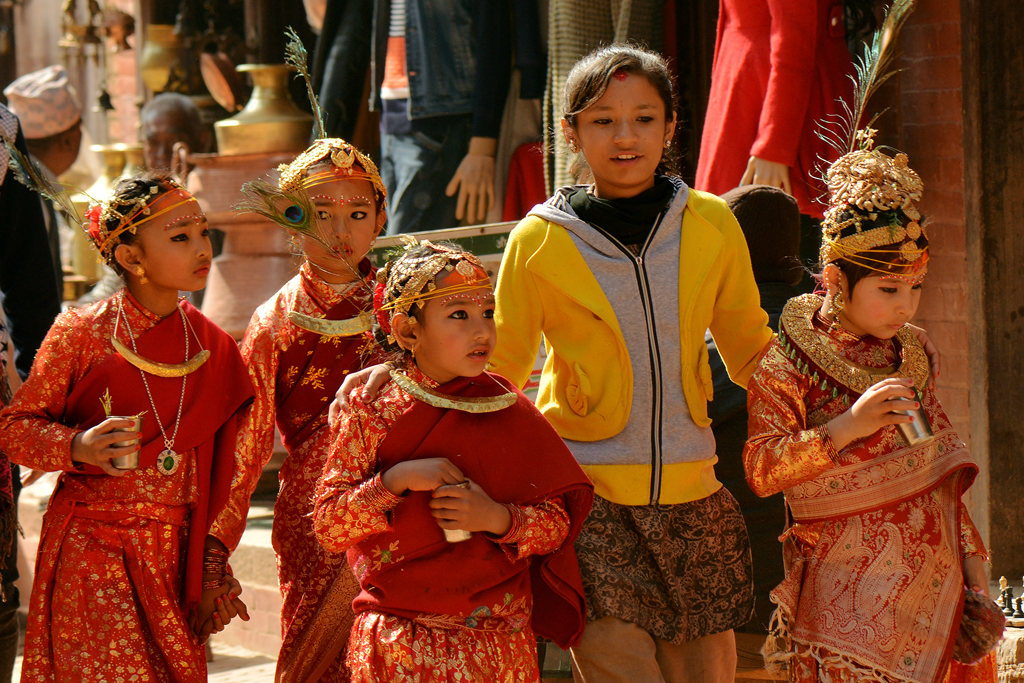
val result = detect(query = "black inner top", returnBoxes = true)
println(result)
[569,175,676,254]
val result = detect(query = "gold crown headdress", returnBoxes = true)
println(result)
[816,0,926,276]
[87,179,194,261]
[373,239,490,344]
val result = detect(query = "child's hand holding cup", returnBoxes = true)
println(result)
[108,414,142,470]
[892,386,934,446]
[441,481,472,543]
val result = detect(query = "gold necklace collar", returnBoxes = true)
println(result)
[111,294,210,378]
[288,310,372,337]
[778,293,930,395]
[389,367,516,413]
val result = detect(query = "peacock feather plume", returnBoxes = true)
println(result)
[235,177,339,248]
[817,0,916,157]
[3,136,85,224]
[284,26,325,140]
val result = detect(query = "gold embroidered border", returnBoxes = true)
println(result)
[778,293,929,395]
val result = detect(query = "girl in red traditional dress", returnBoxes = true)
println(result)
[314,241,593,682]
[0,175,254,682]
[230,138,389,681]
[743,131,999,683]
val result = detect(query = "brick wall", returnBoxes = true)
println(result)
[874,1,979,516]
[875,0,968,438]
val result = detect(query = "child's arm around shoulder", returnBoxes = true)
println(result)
[313,388,399,553]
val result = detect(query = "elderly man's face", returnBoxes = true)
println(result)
[142,108,200,171]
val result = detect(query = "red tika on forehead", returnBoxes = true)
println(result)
[435,263,490,293]
[612,69,629,81]
[880,251,930,286]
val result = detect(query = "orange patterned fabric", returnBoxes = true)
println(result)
[0,292,251,682]
[744,310,992,683]
[314,362,579,680]
[233,263,381,682]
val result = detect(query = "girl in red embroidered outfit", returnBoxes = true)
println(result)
[313,241,593,682]
[743,132,999,683]
[231,138,389,682]
[0,175,254,682]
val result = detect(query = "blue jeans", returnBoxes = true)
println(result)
[379,113,472,235]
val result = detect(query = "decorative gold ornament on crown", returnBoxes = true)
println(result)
[276,138,386,199]
[820,132,927,268]
[377,240,490,322]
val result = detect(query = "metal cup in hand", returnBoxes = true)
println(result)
[109,415,142,470]
[895,388,934,446]
[442,481,472,543]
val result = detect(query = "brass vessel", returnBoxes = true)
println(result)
[85,144,127,202]
[214,64,313,156]
[139,25,183,93]
[117,143,146,180]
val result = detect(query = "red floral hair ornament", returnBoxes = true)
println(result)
[84,204,103,244]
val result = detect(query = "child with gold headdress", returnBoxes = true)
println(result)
[742,7,999,680]
[225,29,391,683]
[0,169,254,681]
[313,240,593,681]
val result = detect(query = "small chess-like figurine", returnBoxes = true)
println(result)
[1001,576,1015,616]
[1015,596,1024,620]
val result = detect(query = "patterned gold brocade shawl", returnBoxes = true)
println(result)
[766,296,978,683]
[275,262,378,452]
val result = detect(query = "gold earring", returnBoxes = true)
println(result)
[830,283,844,326]
[567,139,579,153]
[664,139,672,148]
[135,267,148,285]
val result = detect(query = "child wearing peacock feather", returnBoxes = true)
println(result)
[226,27,393,683]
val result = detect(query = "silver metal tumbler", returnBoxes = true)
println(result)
[109,415,142,470]
[896,388,934,446]
[442,481,472,543]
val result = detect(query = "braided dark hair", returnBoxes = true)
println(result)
[104,173,180,275]
[371,241,475,355]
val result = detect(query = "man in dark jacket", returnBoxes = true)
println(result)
[0,102,61,683]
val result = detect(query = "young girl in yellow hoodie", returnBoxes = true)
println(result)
[489,45,772,681]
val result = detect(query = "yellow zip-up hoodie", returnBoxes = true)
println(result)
[491,187,773,506]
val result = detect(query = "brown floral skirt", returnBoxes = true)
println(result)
[574,486,754,644]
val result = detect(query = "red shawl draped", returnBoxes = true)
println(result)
[62,300,253,607]
[275,264,378,452]
[351,372,593,649]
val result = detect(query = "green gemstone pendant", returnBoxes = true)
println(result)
[158,449,181,476]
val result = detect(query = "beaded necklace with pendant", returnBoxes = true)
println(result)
[114,294,199,475]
